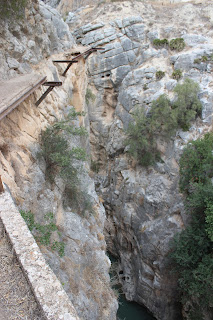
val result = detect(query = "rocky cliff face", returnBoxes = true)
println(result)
[69,1,213,319]
[0,1,117,319]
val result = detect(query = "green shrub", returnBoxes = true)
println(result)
[153,38,169,48]
[172,69,182,80]
[85,88,96,104]
[125,108,157,166]
[169,38,185,51]
[194,56,209,64]
[170,133,213,319]
[156,70,165,80]
[205,202,213,241]
[0,0,28,19]
[170,216,213,312]
[38,109,87,181]
[91,159,101,173]
[179,133,213,192]
[143,84,148,91]
[125,95,177,166]
[125,79,202,167]
[38,109,93,216]
[194,58,201,64]
[148,94,178,137]
[201,56,208,62]
[20,210,65,256]
[172,78,202,131]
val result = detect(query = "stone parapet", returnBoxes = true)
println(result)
[0,187,80,320]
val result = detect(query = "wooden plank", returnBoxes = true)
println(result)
[0,74,46,121]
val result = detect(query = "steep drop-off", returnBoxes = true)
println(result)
[65,1,213,319]
[0,1,117,319]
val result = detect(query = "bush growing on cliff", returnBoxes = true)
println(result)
[172,78,202,131]
[125,95,177,166]
[169,38,185,51]
[156,70,165,80]
[172,69,182,80]
[179,133,213,193]
[0,0,28,19]
[153,38,169,48]
[20,210,65,256]
[38,109,87,182]
[85,88,96,104]
[38,109,93,216]
[170,133,213,319]
[125,79,202,166]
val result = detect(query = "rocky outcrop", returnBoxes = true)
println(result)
[0,0,74,80]
[0,1,117,319]
[70,1,213,319]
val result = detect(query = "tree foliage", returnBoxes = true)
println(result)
[173,78,202,131]
[170,133,213,319]
[125,79,201,167]
[125,94,177,166]
[20,210,65,257]
[0,0,28,19]
[179,133,213,192]
[38,109,93,216]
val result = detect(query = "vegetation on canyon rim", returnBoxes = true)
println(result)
[125,78,202,166]
[0,0,28,19]
[170,133,213,319]
[38,109,94,216]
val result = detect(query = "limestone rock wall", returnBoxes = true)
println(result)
[0,1,117,320]
[70,1,213,319]
[0,0,74,80]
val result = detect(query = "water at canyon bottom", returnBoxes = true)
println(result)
[109,254,156,320]
[117,293,156,320]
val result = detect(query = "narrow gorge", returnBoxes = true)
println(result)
[0,1,212,320]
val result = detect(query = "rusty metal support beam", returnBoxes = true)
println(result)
[0,176,4,194]
[53,60,78,63]
[58,47,105,77]
[35,81,62,106]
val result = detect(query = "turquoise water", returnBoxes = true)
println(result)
[108,254,156,320]
[117,293,156,320]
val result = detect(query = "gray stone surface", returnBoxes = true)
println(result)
[0,189,80,320]
[183,34,210,47]
[0,0,75,80]
[72,3,213,319]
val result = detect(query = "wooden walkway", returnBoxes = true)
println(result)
[0,74,46,121]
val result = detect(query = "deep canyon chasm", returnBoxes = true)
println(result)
[0,1,213,320]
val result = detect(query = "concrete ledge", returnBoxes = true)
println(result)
[0,188,80,320]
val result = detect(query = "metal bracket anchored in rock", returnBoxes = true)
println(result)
[35,81,62,106]
[53,47,105,77]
